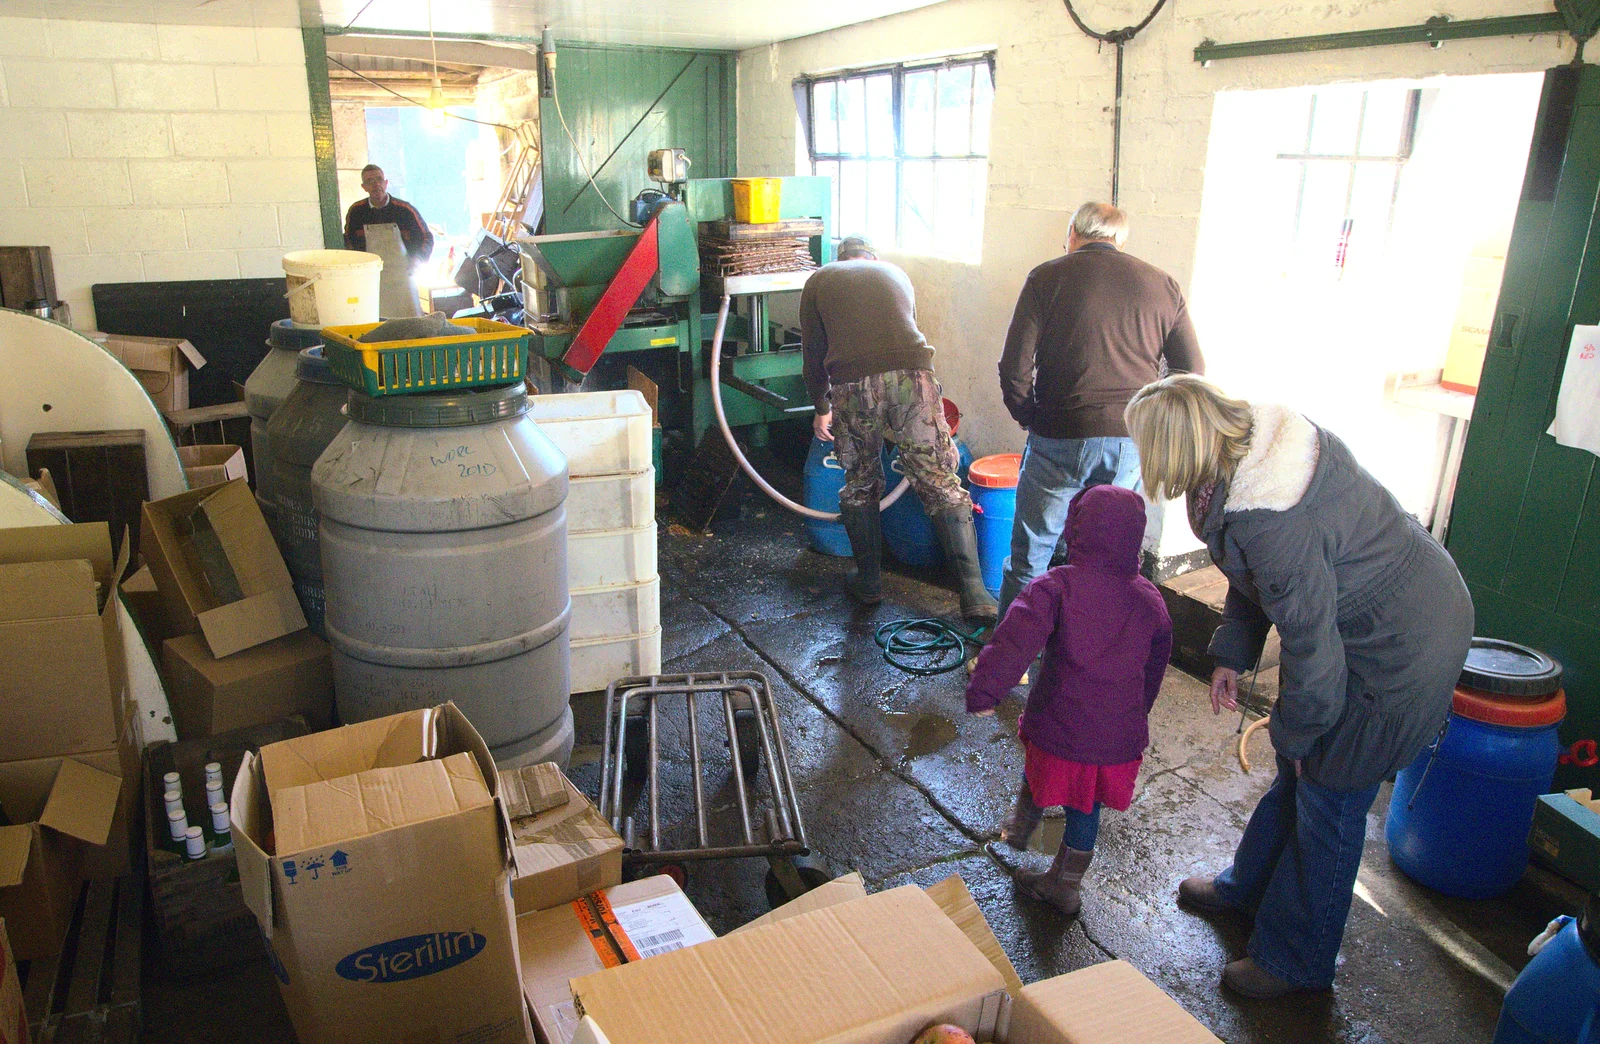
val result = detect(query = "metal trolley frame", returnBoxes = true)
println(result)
[598,672,826,906]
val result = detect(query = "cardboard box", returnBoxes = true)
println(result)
[501,763,624,915]
[141,479,308,658]
[94,333,206,414]
[517,876,715,1044]
[0,917,24,1044]
[178,444,247,490]
[121,563,181,650]
[571,885,1008,1044]
[160,630,333,742]
[0,523,128,763]
[231,704,531,1044]
[0,758,121,960]
[1009,960,1223,1043]
[1530,788,1600,892]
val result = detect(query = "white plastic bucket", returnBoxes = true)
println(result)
[282,249,382,326]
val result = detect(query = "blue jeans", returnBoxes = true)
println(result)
[1213,756,1380,989]
[1060,803,1101,851]
[999,434,1161,616]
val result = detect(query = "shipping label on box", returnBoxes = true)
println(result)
[501,763,624,915]
[141,479,307,658]
[231,704,530,1044]
[0,523,128,763]
[517,876,714,1044]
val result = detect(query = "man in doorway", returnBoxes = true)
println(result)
[996,202,1205,615]
[344,164,434,269]
[803,235,998,623]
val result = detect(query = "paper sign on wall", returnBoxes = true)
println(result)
[1549,324,1600,457]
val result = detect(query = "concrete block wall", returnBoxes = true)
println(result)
[0,14,322,328]
[738,0,1573,557]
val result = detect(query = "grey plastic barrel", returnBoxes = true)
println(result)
[264,347,348,637]
[247,320,322,526]
[312,383,574,766]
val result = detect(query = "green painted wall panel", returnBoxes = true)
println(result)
[1449,64,1600,790]
[540,44,735,234]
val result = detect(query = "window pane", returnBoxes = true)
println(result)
[1359,88,1410,156]
[935,64,973,156]
[1293,162,1354,270]
[838,159,868,235]
[1308,89,1362,156]
[814,159,839,226]
[934,160,974,256]
[904,70,935,157]
[866,73,894,158]
[1279,93,1315,153]
[812,81,838,155]
[838,76,867,156]
[867,160,896,247]
[900,159,935,254]
[971,62,993,155]
[1345,162,1398,266]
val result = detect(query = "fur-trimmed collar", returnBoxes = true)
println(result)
[1224,404,1319,513]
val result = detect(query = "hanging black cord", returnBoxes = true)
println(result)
[1059,0,1173,204]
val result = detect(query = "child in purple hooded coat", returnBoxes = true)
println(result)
[966,484,1173,917]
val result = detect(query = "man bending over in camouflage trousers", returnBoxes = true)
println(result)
[800,236,998,624]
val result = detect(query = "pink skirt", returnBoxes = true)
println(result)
[1024,740,1142,814]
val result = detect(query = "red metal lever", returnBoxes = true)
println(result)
[561,218,660,375]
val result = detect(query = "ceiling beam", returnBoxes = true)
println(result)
[1194,12,1567,62]
[326,34,540,71]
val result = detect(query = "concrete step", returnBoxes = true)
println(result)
[1159,565,1279,709]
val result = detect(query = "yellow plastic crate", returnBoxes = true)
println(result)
[320,317,527,396]
[731,178,782,224]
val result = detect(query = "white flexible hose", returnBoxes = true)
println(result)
[708,294,909,521]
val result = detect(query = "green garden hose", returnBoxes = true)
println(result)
[874,618,989,676]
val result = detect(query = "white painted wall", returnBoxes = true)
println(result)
[738,0,1571,555]
[0,14,322,329]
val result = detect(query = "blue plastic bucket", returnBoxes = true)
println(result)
[969,453,1021,598]
[880,437,973,568]
[1387,686,1564,899]
[803,437,851,556]
[1493,910,1600,1043]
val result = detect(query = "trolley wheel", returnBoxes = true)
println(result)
[623,712,650,786]
[732,707,762,782]
[764,854,832,910]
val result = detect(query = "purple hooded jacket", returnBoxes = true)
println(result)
[966,484,1173,765]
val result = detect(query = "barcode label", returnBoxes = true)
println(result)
[633,929,686,958]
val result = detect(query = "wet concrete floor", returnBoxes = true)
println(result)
[143,485,1576,1044]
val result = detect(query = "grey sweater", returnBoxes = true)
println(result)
[1203,406,1474,792]
[800,260,936,413]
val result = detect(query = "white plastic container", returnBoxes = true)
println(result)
[567,468,654,533]
[570,628,662,694]
[528,390,652,476]
[570,577,660,642]
[568,524,656,589]
[282,249,383,326]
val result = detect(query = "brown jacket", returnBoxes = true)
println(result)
[801,259,936,413]
[999,243,1203,439]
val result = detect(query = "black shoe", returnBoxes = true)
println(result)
[837,504,883,605]
[1177,875,1238,914]
[1223,958,1311,999]
[930,511,998,623]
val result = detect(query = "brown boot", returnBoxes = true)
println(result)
[1015,844,1093,917]
[999,780,1042,848]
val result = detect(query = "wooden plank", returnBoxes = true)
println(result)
[22,948,63,1040]
[109,877,141,1012]
[63,880,113,1020]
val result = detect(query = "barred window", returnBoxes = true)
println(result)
[802,53,995,262]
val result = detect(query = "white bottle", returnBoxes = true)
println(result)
[209,801,234,853]
[163,771,182,802]
[204,762,223,789]
[184,825,206,862]
[163,788,184,818]
[167,807,188,844]
[205,778,223,808]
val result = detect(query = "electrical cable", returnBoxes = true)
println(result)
[708,294,910,520]
[1057,0,1172,204]
[874,618,988,676]
[325,56,527,131]
[549,76,642,228]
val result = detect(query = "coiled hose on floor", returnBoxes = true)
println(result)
[874,618,988,676]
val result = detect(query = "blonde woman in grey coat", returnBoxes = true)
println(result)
[1125,374,1473,1000]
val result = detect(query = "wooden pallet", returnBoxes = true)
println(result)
[20,876,141,1044]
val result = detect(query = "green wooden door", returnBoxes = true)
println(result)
[540,44,736,234]
[1448,63,1600,789]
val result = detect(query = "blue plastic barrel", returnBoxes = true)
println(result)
[1493,906,1600,1044]
[880,437,973,568]
[968,454,1021,598]
[1387,683,1565,899]
[803,438,852,557]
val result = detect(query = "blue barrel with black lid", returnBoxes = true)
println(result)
[1387,637,1565,899]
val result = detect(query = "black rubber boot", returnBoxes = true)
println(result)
[1016,843,1093,917]
[931,511,999,624]
[837,503,883,605]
